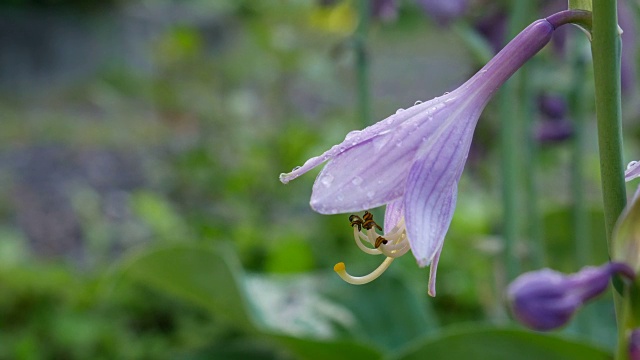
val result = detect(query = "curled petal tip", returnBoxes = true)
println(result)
[417,257,431,267]
[625,160,640,182]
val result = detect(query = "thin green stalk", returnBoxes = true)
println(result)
[521,61,544,270]
[355,0,371,126]
[569,34,593,336]
[591,0,627,357]
[500,0,533,280]
[591,0,626,247]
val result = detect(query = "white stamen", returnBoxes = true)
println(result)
[336,215,411,285]
[334,257,395,285]
[353,227,382,255]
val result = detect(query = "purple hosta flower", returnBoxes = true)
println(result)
[507,262,635,331]
[630,329,640,360]
[280,12,579,296]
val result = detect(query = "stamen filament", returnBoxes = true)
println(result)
[333,257,395,285]
[353,227,382,255]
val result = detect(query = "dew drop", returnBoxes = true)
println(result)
[345,130,361,141]
[292,166,301,171]
[396,108,405,114]
[366,191,375,199]
[321,174,334,187]
[395,140,403,147]
[443,91,450,95]
[628,161,638,170]
[337,194,344,201]
[352,176,363,186]
[414,100,423,106]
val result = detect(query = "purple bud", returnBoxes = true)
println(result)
[535,118,574,143]
[631,329,640,360]
[538,95,566,120]
[507,262,635,331]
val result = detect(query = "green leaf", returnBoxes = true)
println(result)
[118,245,435,357]
[244,270,437,351]
[323,272,438,351]
[118,244,255,330]
[394,326,611,360]
[569,0,592,12]
[272,335,382,360]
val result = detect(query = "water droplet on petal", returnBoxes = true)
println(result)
[396,108,404,114]
[395,140,403,147]
[292,166,301,171]
[352,176,363,186]
[345,130,361,141]
[414,100,422,106]
[337,194,344,201]
[321,174,334,188]
[366,191,375,199]
[628,161,638,170]
[443,91,450,95]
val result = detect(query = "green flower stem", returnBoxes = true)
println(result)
[355,0,371,126]
[590,0,627,357]
[499,0,534,280]
[591,1,626,248]
[569,34,592,336]
[522,61,544,270]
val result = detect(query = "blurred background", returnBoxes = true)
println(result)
[1,0,639,358]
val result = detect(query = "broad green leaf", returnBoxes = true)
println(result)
[272,335,382,360]
[119,244,255,330]
[568,0,592,12]
[323,272,438,351]
[245,270,437,351]
[394,326,611,360]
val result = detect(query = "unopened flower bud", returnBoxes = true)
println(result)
[507,262,634,331]
[630,329,640,360]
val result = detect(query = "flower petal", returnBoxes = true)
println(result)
[279,99,441,184]
[626,160,640,182]
[427,246,443,297]
[403,112,475,266]
[384,197,404,233]
[309,96,458,214]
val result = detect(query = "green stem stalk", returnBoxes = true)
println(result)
[591,0,627,357]
[591,0,626,249]
[499,0,533,281]
[569,34,592,336]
